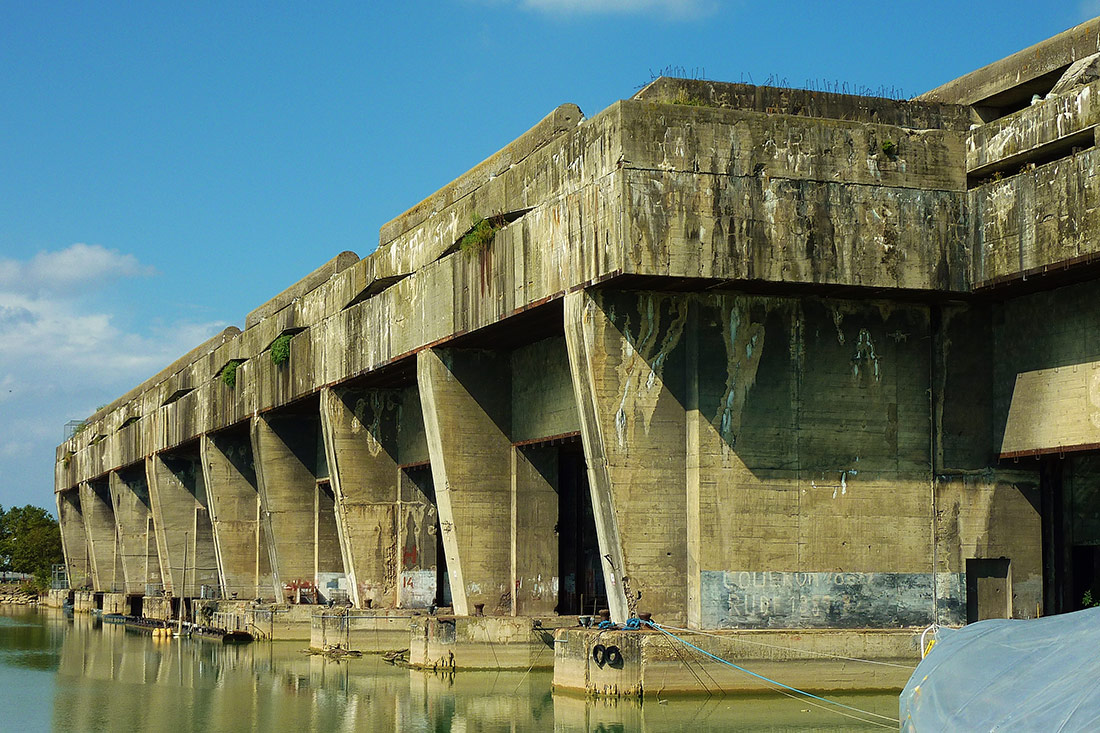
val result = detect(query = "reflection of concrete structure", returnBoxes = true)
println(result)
[53,17,1100,669]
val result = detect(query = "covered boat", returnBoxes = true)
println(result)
[901,607,1100,731]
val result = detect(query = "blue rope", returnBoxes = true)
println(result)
[644,621,898,724]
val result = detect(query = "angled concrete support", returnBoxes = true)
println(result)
[145,451,220,597]
[251,407,345,601]
[109,467,160,595]
[418,348,513,616]
[79,478,121,592]
[57,488,91,591]
[564,289,687,624]
[201,430,274,601]
[320,386,400,608]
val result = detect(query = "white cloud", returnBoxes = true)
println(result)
[519,0,716,18]
[0,244,225,508]
[0,242,156,295]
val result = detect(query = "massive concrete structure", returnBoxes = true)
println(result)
[54,19,1100,647]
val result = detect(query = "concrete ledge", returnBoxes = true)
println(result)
[310,610,418,652]
[552,628,920,697]
[379,103,583,248]
[409,616,566,670]
[920,18,1100,106]
[245,251,359,329]
[635,77,973,130]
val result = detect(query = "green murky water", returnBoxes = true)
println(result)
[0,606,900,731]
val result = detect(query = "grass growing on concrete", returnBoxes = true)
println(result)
[220,360,240,388]
[671,88,709,106]
[271,335,293,367]
[460,215,506,255]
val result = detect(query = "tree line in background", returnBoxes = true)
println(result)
[0,505,63,590]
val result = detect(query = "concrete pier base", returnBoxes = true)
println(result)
[44,589,69,608]
[73,591,96,613]
[310,609,418,652]
[552,628,919,697]
[409,615,566,670]
[102,593,127,615]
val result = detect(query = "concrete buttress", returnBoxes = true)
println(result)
[564,289,683,625]
[108,468,161,595]
[145,452,219,597]
[78,479,121,592]
[418,347,513,616]
[200,431,274,601]
[319,386,401,608]
[57,488,91,591]
[251,408,345,601]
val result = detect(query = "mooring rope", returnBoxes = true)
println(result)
[644,621,900,727]
[655,622,917,670]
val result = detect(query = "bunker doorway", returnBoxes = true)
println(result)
[558,441,606,616]
[1041,454,1100,614]
[126,594,142,617]
[400,464,451,608]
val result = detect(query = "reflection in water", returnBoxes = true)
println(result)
[0,607,899,732]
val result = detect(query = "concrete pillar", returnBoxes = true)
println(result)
[109,468,161,596]
[145,452,220,597]
[201,430,274,601]
[564,289,688,624]
[78,479,121,592]
[251,408,344,601]
[57,488,91,591]
[320,386,400,608]
[418,348,513,616]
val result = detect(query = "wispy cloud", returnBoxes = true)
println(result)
[0,242,156,295]
[517,0,717,19]
[0,243,225,508]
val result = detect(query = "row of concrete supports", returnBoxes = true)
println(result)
[60,287,963,628]
[58,295,622,620]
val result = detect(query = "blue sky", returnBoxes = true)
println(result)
[0,1,1095,510]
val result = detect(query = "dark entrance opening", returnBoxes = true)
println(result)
[402,464,451,607]
[1071,545,1100,610]
[127,594,143,617]
[93,592,104,611]
[170,596,180,621]
[557,442,606,615]
[966,558,1010,623]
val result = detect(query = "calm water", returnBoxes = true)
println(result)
[0,606,900,732]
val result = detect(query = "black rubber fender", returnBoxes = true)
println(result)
[605,645,623,667]
[592,643,606,666]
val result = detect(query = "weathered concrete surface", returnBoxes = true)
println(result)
[201,430,273,600]
[251,410,344,601]
[309,609,414,652]
[419,348,513,617]
[57,488,90,591]
[971,150,1100,286]
[320,386,401,609]
[79,479,121,592]
[567,288,953,627]
[109,468,160,595]
[409,615,563,670]
[553,627,916,696]
[966,79,1100,175]
[145,452,219,597]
